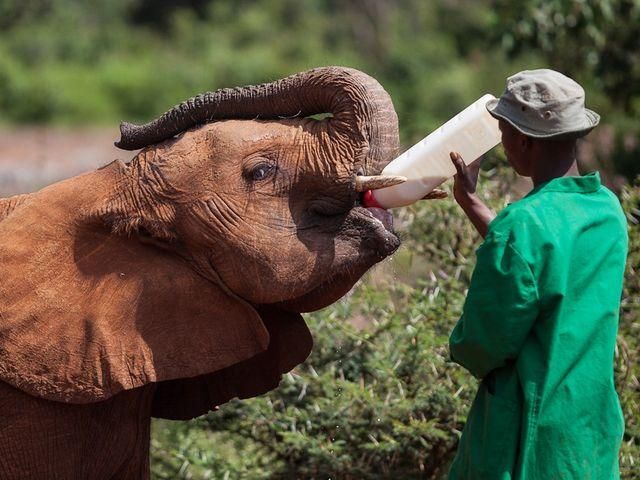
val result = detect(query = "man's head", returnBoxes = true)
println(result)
[488,69,599,179]
[497,119,579,177]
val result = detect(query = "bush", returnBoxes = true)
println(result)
[619,178,640,478]
[1,0,637,180]
[151,168,640,479]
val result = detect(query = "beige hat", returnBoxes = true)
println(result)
[486,69,600,139]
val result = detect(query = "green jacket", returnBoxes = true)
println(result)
[448,172,628,479]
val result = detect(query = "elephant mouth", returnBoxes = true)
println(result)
[350,173,404,243]
[277,203,399,313]
[348,204,400,258]
[353,206,398,255]
[358,205,394,230]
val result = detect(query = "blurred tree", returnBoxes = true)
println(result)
[489,0,640,114]
[0,0,54,29]
[130,0,210,28]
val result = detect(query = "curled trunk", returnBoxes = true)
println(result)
[115,67,399,174]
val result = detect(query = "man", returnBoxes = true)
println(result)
[447,69,628,479]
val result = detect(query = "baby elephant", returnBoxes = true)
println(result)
[0,67,403,478]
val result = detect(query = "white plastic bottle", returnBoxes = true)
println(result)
[369,94,501,209]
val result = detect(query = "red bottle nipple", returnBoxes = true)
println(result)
[362,190,384,209]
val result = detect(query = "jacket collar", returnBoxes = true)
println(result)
[527,171,601,196]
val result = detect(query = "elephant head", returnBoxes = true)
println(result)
[0,67,402,419]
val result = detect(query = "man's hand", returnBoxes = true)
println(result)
[449,151,496,238]
[450,151,481,206]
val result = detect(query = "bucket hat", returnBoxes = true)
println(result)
[486,69,600,139]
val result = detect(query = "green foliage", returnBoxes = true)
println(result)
[151,170,640,479]
[1,0,637,179]
[619,178,640,478]
[489,0,640,114]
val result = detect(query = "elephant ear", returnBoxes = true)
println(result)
[0,166,309,405]
[151,305,313,420]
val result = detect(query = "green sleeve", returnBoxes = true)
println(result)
[449,232,539,379]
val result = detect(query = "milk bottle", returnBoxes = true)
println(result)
[368,94,501,209]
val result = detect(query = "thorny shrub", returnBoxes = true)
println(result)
[152,167,640,479]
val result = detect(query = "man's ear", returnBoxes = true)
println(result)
[0,163,273,404]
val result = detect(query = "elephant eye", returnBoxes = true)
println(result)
[253,165,272,180]
[245,160,276,182]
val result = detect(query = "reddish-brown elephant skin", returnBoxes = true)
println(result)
[0,67,400,478]
[0,381,156,478]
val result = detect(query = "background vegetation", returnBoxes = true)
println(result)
[1,0,638,180]
[0,0,638,478]
[150,168,640,479]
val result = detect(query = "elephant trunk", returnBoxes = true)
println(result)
[115,66,399,174]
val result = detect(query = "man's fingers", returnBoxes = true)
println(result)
[449,151,466,177]
[450,151,480,195]
[465,155,483,187]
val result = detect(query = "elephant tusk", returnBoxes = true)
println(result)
[355,175,407,192]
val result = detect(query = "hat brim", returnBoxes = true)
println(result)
[486,98,600,140]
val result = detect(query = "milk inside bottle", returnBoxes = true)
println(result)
[368,94,501,209]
